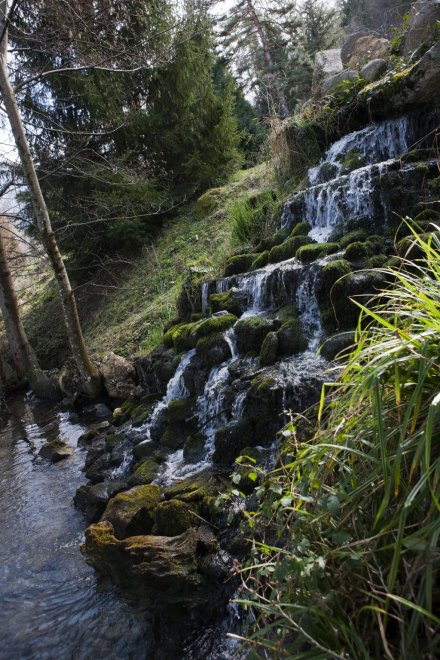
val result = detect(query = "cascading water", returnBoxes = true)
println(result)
[295,262,324,354]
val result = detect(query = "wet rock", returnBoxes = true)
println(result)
[183,433,206,462]
[360,58,387,82]
[260,332,278,366]
[223,254,255,276]
[277,317,306,356]
[84,437,106,470]
[154,499,196,536]
[39,439,74,462]
[127,457,160,486]
[235,316,273,354]
[85,452,112,483]
[135,346,178,397]
[209,288,245,316]
[133,439,155,461]
[93,403,113,418]
[321,331,356,361]
[102,352,137,400]
[183,353,209,396]
[81,523,209,603]
[322,70,360,95]
[404,1,440,54]
[100,484,161,539]
[196,332,231,368]
[74,481,127,523]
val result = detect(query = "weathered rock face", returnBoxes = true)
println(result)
[100,484,161,539]
[404,1,440,54]
[313,48,343,94]
[344,35,391,69]
[359,41,440,114]
[39,439,74,462]
[361,58,387,82]
[101,352,137,400]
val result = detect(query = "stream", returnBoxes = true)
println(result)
[0,396,152,660]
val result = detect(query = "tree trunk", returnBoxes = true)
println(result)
[0,0,101,397]
[0,225,58,398]
[245,0,290,118]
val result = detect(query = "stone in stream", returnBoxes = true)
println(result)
[74,481,127,523]
[100,484,161,539]
[39,439,74,462]
[101,352,137,400]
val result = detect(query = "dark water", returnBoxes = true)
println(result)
[0,395,152,660]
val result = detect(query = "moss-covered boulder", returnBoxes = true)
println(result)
[326,271,389,331]
[320,331,356,361]
[74,481,127,524]
[167,398,195,424]
[100,484,161,539]
[133,439,155,461]
[250,250,270,270]
[345,241,369,262]
[190,314,237,341]
[296,242,341,263]
[195,188,223,218]
[154,499,196,536]
[209,289,244,316]
[196,332,231,368]
[339,228,368,248]
[224,254,255,276]
[268,235,313,264]
[290,221,312,237]
[234,316,273,354]
[276,318,307,356]
[183,434,206,463]
[316,259,352,310]
[127,457,160,487]
[254,226,290,253]
[260,332,279,366]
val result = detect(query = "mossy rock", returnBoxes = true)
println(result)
[339,228,368,249]
[345,241,369,262]
[368,254,388,268]
[235,316,273,354]
[269,235,313,264]
[276,318,307,355]
[250,250,270,270]
[127,457,160,487]
[224,254,255,276]
[133,439,155,461]
[396,233,438,260]
[190,314,237,341]
[275,305,297,322]
[326,271,389,332]
[210,289,243,316]
[163,322,194,352]
[320,331,356,361]
[183,434,206,462]
[414,208,440,226]
[163,473,220,504]
[160,425,188,450]
[290,221,312,237]
[364,235,388,254]
[341,148,365,172]
[167,398,195,424]
[195,188,223,218]
[100,484,161,539]
[196,332,231,367]
[254,226,290,253]
[316,259,352,309]
[260,332,278,366]
[296,242,341,263]
[154,499,196,536]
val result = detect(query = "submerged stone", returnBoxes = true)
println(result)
[39,439,74,462]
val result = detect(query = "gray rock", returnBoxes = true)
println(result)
[345,35,391,69]
[93,403,112,418]
[74,481,126,523]
[39,439,74,462]
[322,70,360,95]
[404,1,440,54]
[313,48,343,94]
[360,58,387,82]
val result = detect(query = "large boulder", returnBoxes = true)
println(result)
[343,34,391,69]
[313,48,343,94]
[74,481,126,523]
[101,352,137,400]
[39,439,74,462]
[341,30,371,65]
[322,70,360,95]
[404,1,440,54]
[360,58,387,82]
[100,484,161,539]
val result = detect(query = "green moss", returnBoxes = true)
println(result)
[276,318,307,356]
[224,253,255,276]
[429,177,440,192]
[316,259,352,322]
[167,398,195,423]
[260,332,279,366]
[160,426,187,450]
[414,208,440,226]
[296,242,341,264]
[339,229,368,249]
[127,457,159,486]
[210,289,242,315]
[368,254,388,268]
[154,499,196,536]
[276,305,296,322]
[235,316,273,354]
[254,227,290,252]
[269,235,313,264]
[195,188,223,218]
[190,313,237,341]
[290,222,312,237]
[183,434,206,462]
[251,376,276,393]
[250,250,270,270]
[341,148,365,172]
[105,434,124,452]
[345,241,369,262]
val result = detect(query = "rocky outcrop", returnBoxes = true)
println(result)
[101,352,137,400]
[404,1,440,54]
[344,35,391,69]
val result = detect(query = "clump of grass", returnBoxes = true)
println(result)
[234,225,440,658]
[230,190,279,247]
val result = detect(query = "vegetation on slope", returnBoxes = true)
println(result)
[231,228,440,658]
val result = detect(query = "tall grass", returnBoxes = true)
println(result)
[236,227,440,658]
[230,190,279,246]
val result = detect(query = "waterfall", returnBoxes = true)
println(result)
[295,263,323,354]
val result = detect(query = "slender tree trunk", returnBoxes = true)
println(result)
[0,225,58,398]
[0,0,101,397]
[245,0,290,118]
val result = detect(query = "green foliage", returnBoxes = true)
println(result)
[235,228,440,658]
[230,191,279,246]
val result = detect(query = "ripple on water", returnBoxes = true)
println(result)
[0,396,151,660]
